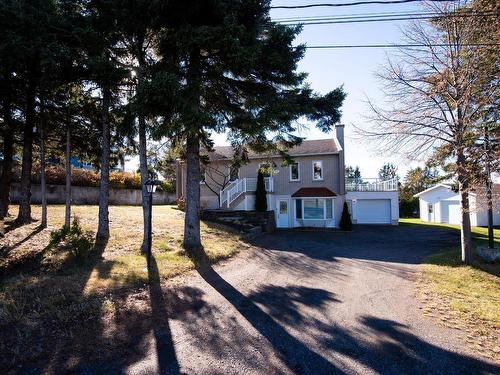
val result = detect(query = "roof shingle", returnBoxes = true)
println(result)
[208,139,339,161]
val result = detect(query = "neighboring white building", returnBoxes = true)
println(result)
[414,183,500,226]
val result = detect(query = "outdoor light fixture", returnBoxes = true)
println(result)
[144,179,161,259]
[145,179,160,194]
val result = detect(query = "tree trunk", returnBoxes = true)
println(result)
[0,81,14,223]
[183,132,201,250]
[96,86,111,245]
[457,149,473,264]
[137,45,150,253]
[138,114,150,253]
[0,128,13,237]
[484,126,494,249]
[40,98,47,228]
[64,123,71,228]
[17,79,36,224]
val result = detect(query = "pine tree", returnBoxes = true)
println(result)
[339,202,352,231]
[140,0,346,251]
[255,170,267,212]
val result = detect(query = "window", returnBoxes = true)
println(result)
[279,200,288,214]
[428,204,433,214]
[312,161,323,180]
[298,198,334,220]
[326,199,333,219]
[304,198,325,219]
[290,162,300,181]
[295,199,303,219]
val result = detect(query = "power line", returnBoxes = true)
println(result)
[273,10,433,21]
[276,10,497,23]
[304,43,500,49]
[277,12,499,26]
[271,0,457,10]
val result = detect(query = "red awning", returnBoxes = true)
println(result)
[291,187,337,198]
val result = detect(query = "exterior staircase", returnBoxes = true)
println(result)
[219,177,274,209]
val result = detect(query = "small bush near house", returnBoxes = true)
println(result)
[255,170,268,212]
[339,201,352,231]
[50,218,94,263]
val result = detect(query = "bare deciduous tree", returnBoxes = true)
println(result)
[357,1,499,263]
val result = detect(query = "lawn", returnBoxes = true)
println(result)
[0,205,248,372]
[400,218,500,362]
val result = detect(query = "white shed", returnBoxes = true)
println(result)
[414,183,500,227]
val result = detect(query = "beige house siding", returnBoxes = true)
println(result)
[178,153,343,210]
[238,154,341,196]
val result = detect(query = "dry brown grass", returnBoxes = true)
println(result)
[401,219,500,363]
[0,204,247,371]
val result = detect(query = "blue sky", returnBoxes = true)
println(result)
[127,1,424,179]
[212,0,424,179]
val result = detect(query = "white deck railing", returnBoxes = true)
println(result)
[345,178,398,192]
[220,177,273,208]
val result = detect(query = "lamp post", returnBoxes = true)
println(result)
[144,179,160,259]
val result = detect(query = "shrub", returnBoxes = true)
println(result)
[157,180,175,193]
[177,196,186,211]
[339,201,352,231]
[17,165,143,189]
[49,218,94,263]
[255,170,267,212]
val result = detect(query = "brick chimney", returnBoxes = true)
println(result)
[335,124,345,195]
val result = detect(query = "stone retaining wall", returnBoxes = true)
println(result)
[10,183,175,206]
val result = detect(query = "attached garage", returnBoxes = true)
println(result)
[356,199,391,224]
[346,191,399,225]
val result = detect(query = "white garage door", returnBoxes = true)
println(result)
[356,199,391,224]
[441,201,461,224]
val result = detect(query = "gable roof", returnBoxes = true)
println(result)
[292,187,337,197]
[208,139,340,161]
[413,183,454,198]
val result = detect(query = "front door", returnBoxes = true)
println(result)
[277,199,289,228]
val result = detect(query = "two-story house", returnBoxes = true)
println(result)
[176,124,399,228]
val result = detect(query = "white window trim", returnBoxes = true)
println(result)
[312,160,323,181]
[298,197,335,221]
[289,162,300,181]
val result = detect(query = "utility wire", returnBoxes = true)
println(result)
[271,0,457,10]
[278,12,499,26]
[304,43,500,49]
[276,11,497,23]
[273,9,434,21]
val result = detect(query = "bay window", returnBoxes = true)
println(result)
[295,198,334,220]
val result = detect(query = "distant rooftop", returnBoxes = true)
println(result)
[209,139,340,161]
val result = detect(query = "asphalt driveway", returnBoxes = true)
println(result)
[92,225,500,374]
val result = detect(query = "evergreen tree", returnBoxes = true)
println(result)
[255,170,267,212]
[378,163,398,181]
[339,201,352,231]
[140,0,346,250]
